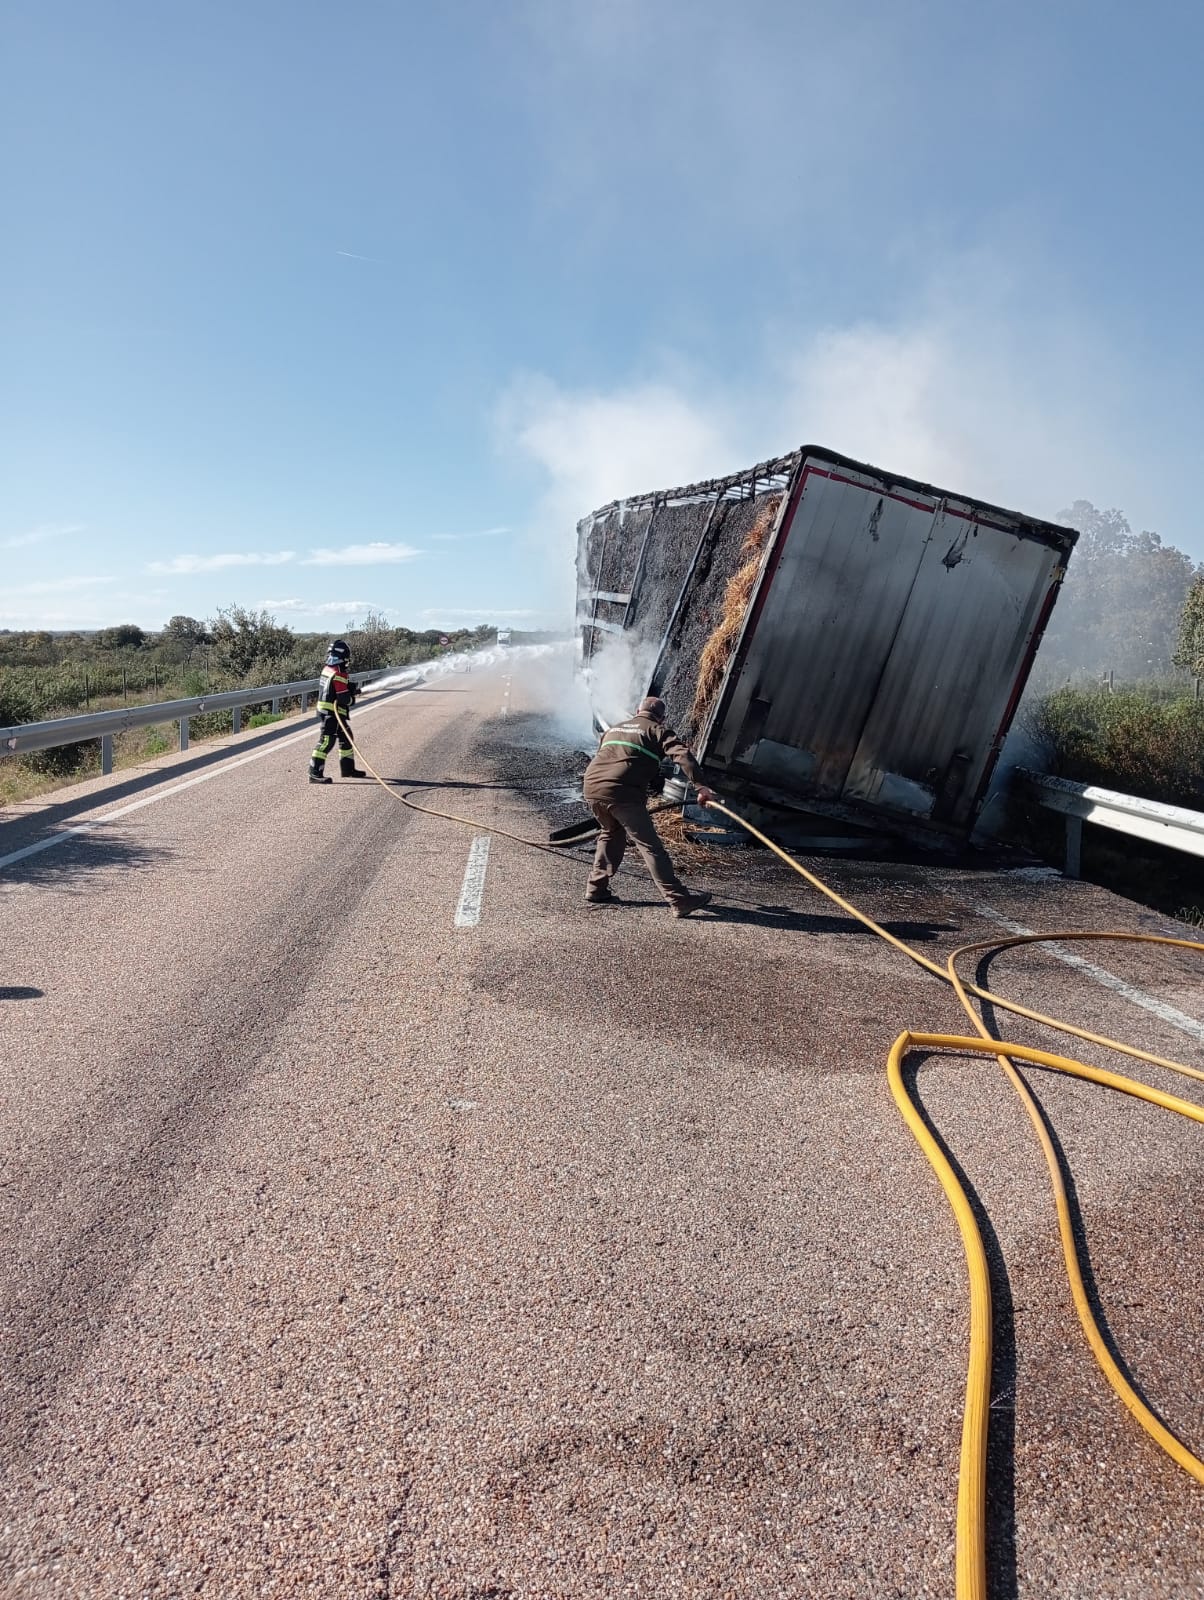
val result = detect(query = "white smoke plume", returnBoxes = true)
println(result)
[372,641,566,692]
[496,233,1179,563]
[578,632,661,732]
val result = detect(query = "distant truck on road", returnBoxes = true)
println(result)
[575,444,1077,843]
[496,628,512,647]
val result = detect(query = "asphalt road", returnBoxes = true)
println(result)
[1,656,1202,1599]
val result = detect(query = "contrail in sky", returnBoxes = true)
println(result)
[336,249,385,263]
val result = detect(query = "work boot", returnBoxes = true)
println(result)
[585,887,620,906]
[308,761,331,785]
[340,759,368,779]
[672,890,712,919]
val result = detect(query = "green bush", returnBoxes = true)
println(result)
[1025,687,1204,808]
[188,710,237,740]
[24,739,99,779]
[0,668,44,726]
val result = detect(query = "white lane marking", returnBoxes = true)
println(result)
[972,902,1204,1047]
[0,691,408,873]
[454,835,491,927]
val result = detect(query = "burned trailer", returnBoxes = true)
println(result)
[575,446,1077,842]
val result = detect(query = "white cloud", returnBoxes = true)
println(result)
[257,598,377,617]
[10,575,114,596]
[419,607,554,621]
[148,550,295,575]
[0,588,163,629]
[148,542,422,576]
[429,526,510,543]
[302,542,423,566]
[2,522,86,550]
[0,609,100,627]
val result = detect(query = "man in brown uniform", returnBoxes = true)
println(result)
[583,695,715,917]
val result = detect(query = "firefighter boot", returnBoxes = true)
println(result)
[309,760,332,784]
[340,757,368,779]
[672,890,713,920]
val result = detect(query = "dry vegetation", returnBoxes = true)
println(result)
[687,501,778,738]
[651,803,756,878]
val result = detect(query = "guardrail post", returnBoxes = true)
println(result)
[179,717,189,752]
[1064,815,1082,879]
[271,698,280,715]
[232,707,241,735]
[101,734,113,776]
[300,692,308,712]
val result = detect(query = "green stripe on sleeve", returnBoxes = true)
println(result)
[600,739,660,763]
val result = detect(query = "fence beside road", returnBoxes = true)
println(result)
[1019,767,1204,876]
[0,670,390,776]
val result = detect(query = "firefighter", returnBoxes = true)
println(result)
[309,640,367,783]
[583,695,715,917]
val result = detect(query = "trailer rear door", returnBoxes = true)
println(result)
[709,457,1063,829]
[710,461,936,798]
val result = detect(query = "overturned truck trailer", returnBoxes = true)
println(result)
[576,446,1077,842]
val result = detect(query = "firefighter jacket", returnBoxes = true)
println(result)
[316,664,354,714]
[583,711,702,801]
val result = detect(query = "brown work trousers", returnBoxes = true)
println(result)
[586,793,689,907]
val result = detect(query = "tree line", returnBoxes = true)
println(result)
[1033,500,1203,687]
[0,608,496,729]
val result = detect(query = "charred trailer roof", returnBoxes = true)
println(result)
[575,445,1077,841]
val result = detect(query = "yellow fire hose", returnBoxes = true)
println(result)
[705,801,1204,1600]
[335,709,1203,1596]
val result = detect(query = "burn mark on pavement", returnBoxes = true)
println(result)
[470,928,913,1073]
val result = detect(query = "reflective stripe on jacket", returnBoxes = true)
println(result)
[316,664,353,712]
[582,711,700,798]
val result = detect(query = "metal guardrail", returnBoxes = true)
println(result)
[0,670,391,776]
[1019,768,1204,877]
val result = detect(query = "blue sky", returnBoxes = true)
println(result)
[3,0,1203,632]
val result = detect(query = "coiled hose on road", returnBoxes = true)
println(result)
[335,709,1204,1599]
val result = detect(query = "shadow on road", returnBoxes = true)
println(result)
[0,719,304,841]
[0,985,44,999]
[701,900,959,940]
[384,776,527,792]
[0,831,172,891]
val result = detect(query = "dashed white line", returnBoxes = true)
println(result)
[971,901,1204,1047]
[454,835,492,927]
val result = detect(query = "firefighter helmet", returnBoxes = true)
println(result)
[326,639,351,666]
